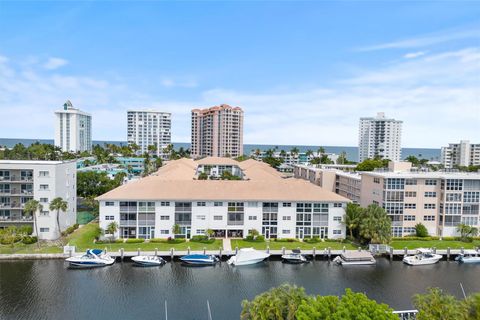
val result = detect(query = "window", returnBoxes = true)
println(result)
[105,201,114,206]
[247,202,258,207]
[403,227,416,234]
[462,216,478,226]
[160,201,170,206]
[197,202,206,207]
[196,229,206,235]
[424,215,435,221]
[404,203,416,209]
[333,216,342,222]
[282,202,292,207]
[404,215,415,221]
[405,191,417,197]
[425,179,437,186]
[39,171,49,177]
[424,192,436,198]
[214,216,223,220]
[313,203,329,213]
[282,230,291,234]
[40,198,49,203]
[464,192,480,203]
[374,178,380,184]
[282,216,291,221]
[424,204,436,210]
[196,215,206,220]
[39,184,49,190]
[40,211,49,216]
[384,191,404,202]
[446,179,463,191]
[463,204,479,215]
[385,178,405,190]
[445,203,461,214]
[160,230,169,235]
[214,202,223,207]
[105,215,114,220]
[405,179,417,185]
[334,203,343,208]
[383,203,403,214]
[333,230,342,235]
[248,216,257,220]
[40,228,49,232]
[160,215,169,220]
[446,193,462,202]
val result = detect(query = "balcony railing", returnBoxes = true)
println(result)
[0,216,33,222]
[119,220,137,227]
[227,220,244,226]
[138,220,156,226]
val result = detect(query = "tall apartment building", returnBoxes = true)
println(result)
[191,105,243,159]
[358,112,402,162]
[360,162,480,237]
[127,110,171,159]
[54,100,92,152]
[441,140,480,169]
[97,157,348,240]
[0,160,77,240]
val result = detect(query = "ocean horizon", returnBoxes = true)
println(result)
[0,138,441,161]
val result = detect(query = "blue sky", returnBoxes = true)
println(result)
[0,1,479,147]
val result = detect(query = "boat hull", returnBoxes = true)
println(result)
[333,256,376,265]
[180,255,218,265]
[281,254,308,264]
[67,260,114,268]
[403,256,442,266]
[180,259,217,265]
[457,257,480,264]
[228,257,267,266]
[131,256,165,266]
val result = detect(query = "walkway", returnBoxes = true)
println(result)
[222,238,232,251]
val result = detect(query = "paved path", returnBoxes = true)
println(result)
[222,238,232,251]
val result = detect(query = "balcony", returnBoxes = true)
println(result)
[138,220,156,226]
[227,220,244,226]
[119,220,137,227]
[0,215,33,222]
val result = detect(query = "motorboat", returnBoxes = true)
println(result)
[333,251,376,265]
[227,248,270,266]
[180,254,219,265]
[65,249,115,268]
[455,250,480,264]
[403,248,442,266]
[282,249,309,264]
[131,255,166,266]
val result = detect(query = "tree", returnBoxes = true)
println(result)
[413,288,466,320]
[296,289,397,320]
[206,229,215,239]
[457,223,478,242]
[305,149,314,158]
[263,156,283,169]
[358,204,392,244]
[415,223,429,237]
[249,229,260,237]
[106,222,118,237]
[24,199,43,248]
[317,146,326,155]
[154,157,163,170]
[49,197,68,239]
[77,171,122,199]
[337,151,347,165]
[198,172,208,180]
[355,158,389,171]
[464,292,480,319]
[343,203,362,240]
[172,224,181,238]
[241,284,308,320]
[290,147,300,158]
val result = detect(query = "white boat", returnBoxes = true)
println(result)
[180,254,219,265]
[282,249,308,264]
[403,248,442,266]
[333,251,376,265]
[227,248,270,266]
[65,249,115,268]
[131,255,166,266]
[455,250,480,264]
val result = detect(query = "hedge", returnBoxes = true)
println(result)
[274,238,298,243]
[125,238,145,244]
[150,238,186,244]
[22,236,38,244]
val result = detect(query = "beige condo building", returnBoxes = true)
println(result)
[191,105,244,159]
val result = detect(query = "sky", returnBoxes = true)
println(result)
[0,1,479,148]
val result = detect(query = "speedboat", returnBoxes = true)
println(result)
[180,254,219,265]
[227,248,270,266]
[282,249,308,264]
[403,248,442,266]
[333,251,376,265]
[455,250,480,264]
[65,249,115,268]
[131,255,166,266]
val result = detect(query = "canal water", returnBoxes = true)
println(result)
[0,258,478,320]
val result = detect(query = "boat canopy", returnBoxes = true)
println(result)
[89,249,104,255]
[292,249,301,254]
[340,251,374,261]
[416,248,432,254]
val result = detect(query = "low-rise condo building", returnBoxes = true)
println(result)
[0,160,77,240]
[361,162,480,237]
[441,140,480,169]
[97,158,348,240]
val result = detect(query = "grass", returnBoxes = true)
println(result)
[0,243,63,254]
[390,239,480,250]
[231,239,357,250]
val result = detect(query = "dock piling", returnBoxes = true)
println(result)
[203,247,206,255]
[188,247,190,255]
[461,247,464,254]
[120,248,124,261]
[282,247,285,255]
[235,246,238,254]
[404,247,408,257]
[267,246,270,254]
[137,248,140,256]
[358,247,361,252]
[389,247,393,261]
[170,248,174,260]
[433,247,436,254]
[328,247,331,260]
[219,247,222,259]
[313,247,316,259]
[447,247,451,260]
[343,246,346,253]
[105,247,107,254]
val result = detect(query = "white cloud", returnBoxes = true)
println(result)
[404,51,426,59]
[358,27,480,51]
[160,78,197,88]
[43,57,68,70]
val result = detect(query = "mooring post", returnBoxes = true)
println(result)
[328,247,331,260]
[203,247,206,255]
[187,246,190,255]
[282,247,285,255]
[137,248,140,256]
[69,248,73,257]
[447,247,451,261]
[104,247,107,254]
[235,246,238,254]
[433,247,436,254]
[219,247,222,259]
[120,248,124,261]
[404,247,408,257]
[313,247,316,259]
[267,246,270,254]
[170,248,174,259]
[343,246,346,253]
[389,247,393,261]
[358,247,361,252]
[461,247,464,254]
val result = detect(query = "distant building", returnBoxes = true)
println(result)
[191,105,243,159]
[441,140,480,169]
[361,161,480,237]
[251,150,339,167]
[0,160,77,240]
[54,100,92,152]
[127,110,171,160]
[358,112,402,162]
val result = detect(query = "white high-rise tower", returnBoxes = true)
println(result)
[358,112,402,162]
[54,100,92,152]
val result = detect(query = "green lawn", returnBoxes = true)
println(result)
[0,243,63,254]
[390,240,480,250]
[231,239,357,250]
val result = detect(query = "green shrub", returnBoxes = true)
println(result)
[304,237,321,243]
[324,238,344,243]
[245,235,254,241]
[115,239,125,243]
[190,235,209,242]
[150,238,166,243]
[125,238,145,243]
[18,225,33,235]
[168,238,186,244]
[256,235,265,241]
[415,223,429,237]
[73,223,79,230]
[22,236,38,244]
[274,238,298,243]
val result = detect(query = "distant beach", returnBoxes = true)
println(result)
[0,138,441,161]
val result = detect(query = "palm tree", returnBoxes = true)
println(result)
[106,222,118,238]
[254,149,261,157]
[147,144,157,156]
[305,149,314,158]
[359,204,392,244]
[343,203,362,239]
[317,146,326,155]
[172,223,181,238]
[24,199,43,248]
[290,147,299,158]
[49,197,68,239]
[457,223,478,241]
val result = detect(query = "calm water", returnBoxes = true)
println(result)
[0,258,477,320]
[0,138,441,161]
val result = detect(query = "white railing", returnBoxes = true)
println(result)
[393,310,418,320]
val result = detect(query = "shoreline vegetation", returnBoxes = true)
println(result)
[2,221,480,255]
